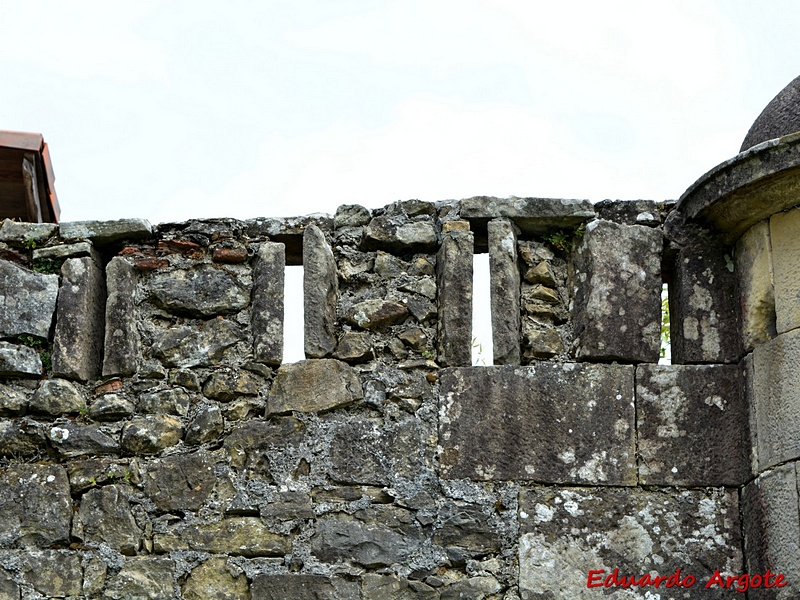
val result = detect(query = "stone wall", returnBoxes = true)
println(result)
[0,189,771,598]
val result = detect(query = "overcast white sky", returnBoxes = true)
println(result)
[3,1,799,224]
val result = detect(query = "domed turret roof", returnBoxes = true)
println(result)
[741,75,800,152]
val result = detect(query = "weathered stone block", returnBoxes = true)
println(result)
[0,382,27,416]
[152,318,245,368]
[121,415,183,454]
[47,422,119,458]
[345,299,408,331]
[440,577,500,599]
[519,486,742,599]
[670,228,741,363]
[0,464,71,548]
[74,485,141,554]
[737,220,776,350]
[0,419,47,457]
[153,517,289,557]
[433,501,501,557]
[32,240,96,261]
[753,328,800,469]
[59,218,152,244]
[89,393,135,421]
[252,242,285,365]
[148,264,250,318]
[103,257,140,376]
[595,199,665,226]
[573,219,662,362]
[334,331,374,363]
[488,218,520,365]
[304,223,338,358]
[143,452,215,512]
[770,207,800,334]
[203,368,260,401]
[328,419,420,486]
[267,359,362,415]
[361,574,438,600]
[224,418,305,475]
[636,364,749,486]
[102,558,175,600]
[137,387,190,415]
[29,378,85,416]
[363,215,438,252]
[186,403,224,445]
[0,260,58,339]
[436,225,473,367]
[183,558,250,600]
[67,458,140,494]
[0,341,42,377]
[439,364,635,484]
[742,463,800,599]
[311,506,423,567]
[459,196,595,234]
[0,219,57,244]
[335,204,371,229]
[21,551,83,598]
[251,575,359,600]
[52,256,106,381]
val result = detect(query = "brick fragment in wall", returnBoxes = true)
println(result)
[519,486,742,599]
[736,220,776,351]
[670,226,741,363]
[252,242,285,365]
[439,364,635,484]
[103,257,140,376]
[636,364,750,486]
[769,206,800,335]
[573,219,662,362]
[304,223,338,358]
[742,463,800,600]
[0,259,58,339]
[436,224,473,367]
[52,256,106,381]
[488,218,520,365]
[752,328,800,470]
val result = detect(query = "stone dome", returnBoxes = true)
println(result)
[741,74,800,152]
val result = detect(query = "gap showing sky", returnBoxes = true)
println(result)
[3,1,799,223]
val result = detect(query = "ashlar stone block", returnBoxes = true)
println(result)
[103,257,140,376]
[304,223,337,358]
[519,486,742,599]
[636,364,749,486]
[439,364,635,484]
[488,218,520,365]
[252,242,285,365]
[52,256,106,381]
[742,463,800,599]
[770,206,800,334]
[752,328,800,469]
[573,219,662,362]
[0,259,58,339]
[436,224,473,367]
[736,220,776,350]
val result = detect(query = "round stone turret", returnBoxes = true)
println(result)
[741,74,800,152]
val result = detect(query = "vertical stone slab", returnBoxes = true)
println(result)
[102,257,139,377]
[636,364,749,486]
[252,242,285,365]
[753,328,800,469]
[742,463,800,599]
[303,224,337,358]
[488,218,520,365]
[437,222,473,367]
[770,207,800,334]
[670,229,741,363]
[573,219,662,362]
[742,352,759,475]
[737,220,776,351]
[52,256,106,381]
[0,260,59,339]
